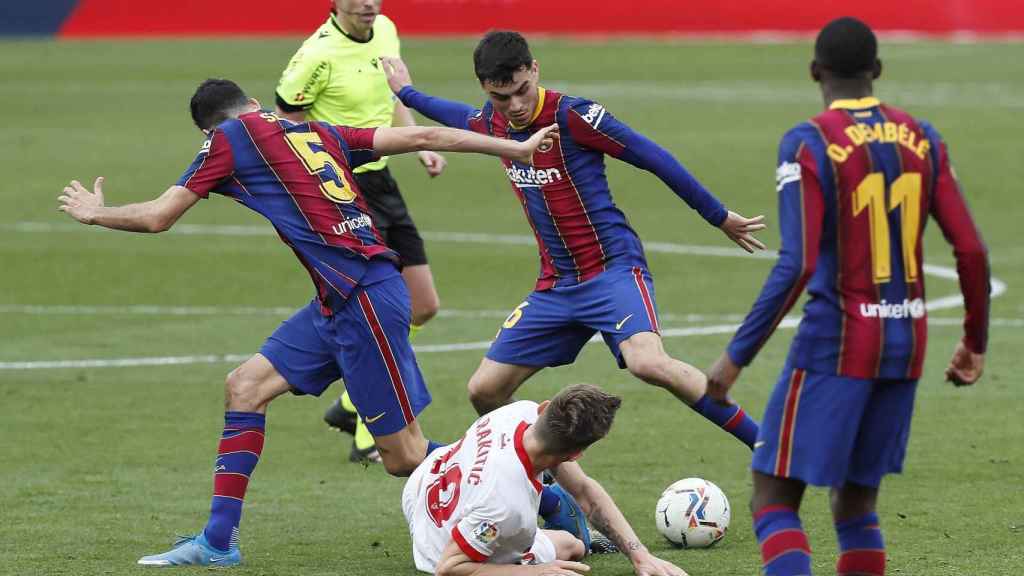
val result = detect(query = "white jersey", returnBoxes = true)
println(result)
[402,401,555,572]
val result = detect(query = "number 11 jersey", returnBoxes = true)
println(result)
[727,97,989,380]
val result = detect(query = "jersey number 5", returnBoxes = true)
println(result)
[285,132,356,203]
[853,172,922,284]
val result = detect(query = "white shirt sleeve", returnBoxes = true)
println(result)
[451,499,527,562]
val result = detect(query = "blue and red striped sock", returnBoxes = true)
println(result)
[691,393,759,449]
[835,512,885,575]
[202,411,265,553]
[754,505,813,575]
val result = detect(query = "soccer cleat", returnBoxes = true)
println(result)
[542,483,592,551]
[323,397,358,436]
[349,442,382,464]
[137,533,241,567]
[589,530,619,554]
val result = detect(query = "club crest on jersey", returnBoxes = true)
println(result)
[472,521,500,545]
[580,103,606,129]
[776,161,801,191]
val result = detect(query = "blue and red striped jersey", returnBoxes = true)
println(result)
[176,111,398,312]
[398,86,728,290]
[727,98,989,380]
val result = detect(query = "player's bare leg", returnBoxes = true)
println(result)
[466,357,543,415]
[831,483,886,576]
[749,471,812,575]
[372,419,432,477]
[224,353,292,413]
[403,264,441,329]
[543,529,586,561]
[619,332,758,448]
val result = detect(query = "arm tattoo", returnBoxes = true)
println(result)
[587,505,642,556]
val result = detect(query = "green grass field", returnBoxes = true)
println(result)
[1,37,1022,575]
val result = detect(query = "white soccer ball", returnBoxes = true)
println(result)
[654,477,730,548]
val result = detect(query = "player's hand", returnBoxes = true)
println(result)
[945,339,984,386]
[631,551,688,576]
[381,56,413,93]
[530,560,590,576]
[418,150,447,177]
[706,351,742,402]
[58,177,105,225]
[516,124,560,165]
[719,210,767,253]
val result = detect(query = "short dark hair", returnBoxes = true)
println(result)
[814,17,878,78]
[189,78,249,131]
[534,384,622,454]
[473,30,533,85]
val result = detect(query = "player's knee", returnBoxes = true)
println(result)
[565,536,586,560]
[625,352,670,385]
[411,298,439,326]
[467,379,502,416]
[224,366,264,411]
[380,449,421,477]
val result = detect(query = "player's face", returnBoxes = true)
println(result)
[482,61,540,126]
[334,0,381,33]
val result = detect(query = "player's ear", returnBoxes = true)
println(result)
[872,58,883,80]
[810,60,822,83]
[537,400,550,415]
[530,60,539,77]
[248,98,262,112]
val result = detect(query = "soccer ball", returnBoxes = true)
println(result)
[654,477,730,548]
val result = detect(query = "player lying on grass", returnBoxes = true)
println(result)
[404,384,686,576]
[56,78,557,568]
[705,17,990,576]
[381,32,764,462]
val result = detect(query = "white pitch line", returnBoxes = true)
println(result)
[3,317,1021,371]
[0,222,1009,370]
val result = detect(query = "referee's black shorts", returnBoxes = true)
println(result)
[354,167,429,267]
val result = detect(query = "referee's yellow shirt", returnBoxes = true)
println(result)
[277,14,401,173]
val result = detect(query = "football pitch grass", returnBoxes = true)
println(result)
[1,37,1022,575]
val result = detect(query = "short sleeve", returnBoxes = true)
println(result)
[176,129,234,199]
[452,503,526,562]
[332,125,379,169]
[276,45,330,109]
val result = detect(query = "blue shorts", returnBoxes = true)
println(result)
[259,275,431,437]
[751,358,917,488]
[486,266,660,369]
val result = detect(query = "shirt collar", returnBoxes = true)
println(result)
[829,96,881,110]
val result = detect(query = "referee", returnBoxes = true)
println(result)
[276,0,442,464]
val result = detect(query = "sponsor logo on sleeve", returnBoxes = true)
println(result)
[580,103,606,129]
[775,161,801,191]
[472,521,500,546]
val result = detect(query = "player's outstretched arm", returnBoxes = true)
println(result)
[553,463,688,576]
[435,540,589,576]
[372,124,558,166]
[381,56,481,130]
[562,101,765,252]
[57,177,199,233]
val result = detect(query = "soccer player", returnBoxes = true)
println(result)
[275,0,445,462]
[705,18,990,576]
[56,78,556,567]
[404,384,686,576]
[381,32,765,454]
